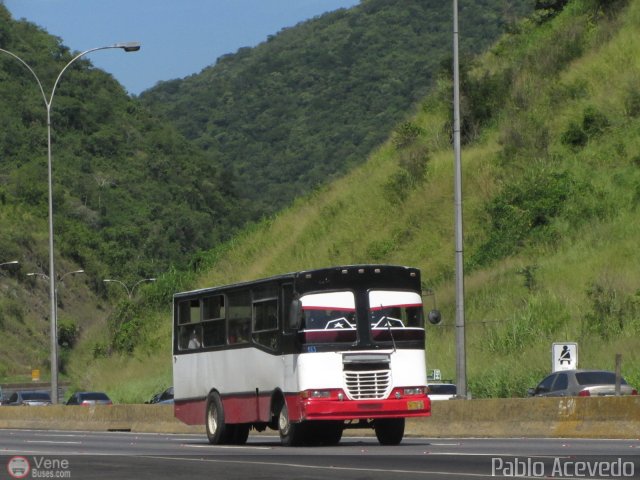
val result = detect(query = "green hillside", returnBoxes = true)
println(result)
[81,0,640,401]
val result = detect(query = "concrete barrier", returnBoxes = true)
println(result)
[0,397,638,438]
[0,405,200,434]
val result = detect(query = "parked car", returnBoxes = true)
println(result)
[6,391,52,406]
[528,370,638,397]
[146,386,174,404]
[66,391,113,406]
[427,383,457,400]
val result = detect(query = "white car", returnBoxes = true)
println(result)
[427,383,457,400]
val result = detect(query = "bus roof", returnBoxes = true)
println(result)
[173,264,421,300]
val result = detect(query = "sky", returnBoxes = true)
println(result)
[3,0,361,95]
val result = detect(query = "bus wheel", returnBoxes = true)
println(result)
[231,424,250,445]
[205,392,229,445]
[313,421,343,445]
[374,418,405,446]
[278,402,305,446]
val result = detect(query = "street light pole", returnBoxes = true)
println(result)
[452,0,467,399]
[27,269,84,402]
[1,42,140,404]
[103,277,156,299]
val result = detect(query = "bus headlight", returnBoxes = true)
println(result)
[403,387,425,396]
[300,389,343,399]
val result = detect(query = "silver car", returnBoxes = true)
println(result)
[528,369,638,397]
[66,391,113,406]
[6,391,52,406]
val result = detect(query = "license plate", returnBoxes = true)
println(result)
[407,400,424,410]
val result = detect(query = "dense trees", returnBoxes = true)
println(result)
[0,6,240,282]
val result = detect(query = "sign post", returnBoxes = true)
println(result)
[551,342,578,372]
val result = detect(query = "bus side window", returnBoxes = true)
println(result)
[202,320,225,347]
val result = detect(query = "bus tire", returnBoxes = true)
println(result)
[278,402,305,446]
[316,421,343,445]
[374,418,405,446]
[205,392,230,445]
[231,424,250,445]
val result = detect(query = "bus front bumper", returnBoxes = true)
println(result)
[292,395,431,421]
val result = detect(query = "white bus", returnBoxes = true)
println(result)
[172,264,433,446]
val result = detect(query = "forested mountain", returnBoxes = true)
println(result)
[0,6,241,283]
[141,0,533,219]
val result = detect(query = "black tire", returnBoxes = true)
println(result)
[231,424,250,445]
[205,392,231,445]
[278,401,306,446]
[315,421,343,445]
[374,418,405,446]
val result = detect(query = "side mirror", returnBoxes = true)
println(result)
[288,299,302,330]
[427,309,442,325]
[527,388,536,397]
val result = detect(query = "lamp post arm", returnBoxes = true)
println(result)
[0,48,48,107]
[130,278,156,298]
[49,45,120,107]
[104,278,131,298]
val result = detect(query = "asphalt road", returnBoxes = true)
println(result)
[1,429,638,479]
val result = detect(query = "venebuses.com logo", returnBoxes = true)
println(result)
[6,455,72,479]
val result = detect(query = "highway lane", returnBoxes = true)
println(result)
[1,429,638,479]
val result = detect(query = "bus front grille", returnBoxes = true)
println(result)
[344,370,391,400]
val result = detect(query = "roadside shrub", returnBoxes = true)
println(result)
[58,320,78,349]
[581,106,609,137]
[561,106,609,149]
[366,239,395,261]
[398,144,429,182]
[383,170,413,203]
[460,68,512,144]
[471,170,575,266]
[517,264,539,291]
[392,121,423,149]
[109,301,143,353]
[92,342,109,359]
[582,283,640,339]
[561,121,588,148]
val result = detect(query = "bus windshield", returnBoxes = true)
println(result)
[369,290,424,342]
[297,289,425,344]
[299,291,357,343]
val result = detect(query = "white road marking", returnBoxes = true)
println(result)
[26,440,82,444]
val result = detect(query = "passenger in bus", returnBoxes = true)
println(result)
[188,329,201,349]
[228,321,249,344]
